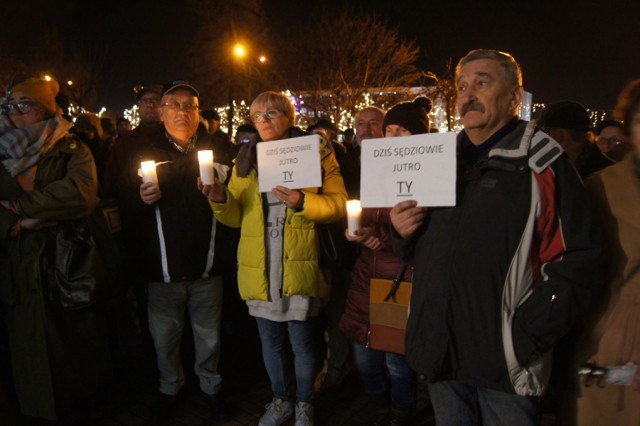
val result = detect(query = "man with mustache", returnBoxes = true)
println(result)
[390,49,603,424]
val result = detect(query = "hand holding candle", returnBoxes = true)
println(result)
[346,200,362,236]
[140,160,159,187]
[198,150,214,185]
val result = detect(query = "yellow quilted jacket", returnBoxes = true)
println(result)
[211,135,347,301]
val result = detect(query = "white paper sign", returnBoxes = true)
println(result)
[257,134,322,192]
[360,132,457,207]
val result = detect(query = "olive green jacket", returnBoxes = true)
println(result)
[0,134,100,420]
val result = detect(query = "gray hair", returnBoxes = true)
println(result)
[456,49,523,88]
[356,105,385,120]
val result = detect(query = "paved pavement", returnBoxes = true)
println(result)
[1,308,435,426]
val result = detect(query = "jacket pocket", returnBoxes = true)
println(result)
[512,283,562,365]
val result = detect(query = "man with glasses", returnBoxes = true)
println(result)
[108,80,235,421]
[594,119,633,162]
[105,84,164,193]
[135,84,163,128]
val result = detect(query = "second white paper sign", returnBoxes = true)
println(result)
[360,132,457,207]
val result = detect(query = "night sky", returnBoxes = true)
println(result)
[4,0,639,113]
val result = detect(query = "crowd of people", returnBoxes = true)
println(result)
[0,48,638,426]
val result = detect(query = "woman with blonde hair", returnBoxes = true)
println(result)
[201,91,346,425]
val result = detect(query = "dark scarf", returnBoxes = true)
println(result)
[459,117,519,165]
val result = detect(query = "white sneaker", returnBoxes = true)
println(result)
[258,398,294,426]
[294,401,314,426]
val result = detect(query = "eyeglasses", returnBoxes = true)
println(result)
[596,137,623,146]
[1,101,37,115]
[161,101,199,112]
[251,110,281,123]
[138,97,160,106]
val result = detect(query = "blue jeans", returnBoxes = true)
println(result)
[255,317,316,402]
[148,276,223,396]
[352,342,416,409]
[428,380,541,426]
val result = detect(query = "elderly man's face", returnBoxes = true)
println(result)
[456,58,522,144]
[355,109,384,144]
[160,89,199,139]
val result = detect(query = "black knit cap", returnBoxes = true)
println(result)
[382,96,433,135]
[537,100,590,132]
[201,109,221,121]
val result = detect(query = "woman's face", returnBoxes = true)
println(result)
[5,91,48,129]
[385,124,412,137]
[251,103,291,141]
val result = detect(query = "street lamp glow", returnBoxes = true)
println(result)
[233,43,246,58]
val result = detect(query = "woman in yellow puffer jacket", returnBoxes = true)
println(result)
[201,91,346,426]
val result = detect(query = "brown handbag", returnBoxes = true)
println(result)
[368,263,411,354]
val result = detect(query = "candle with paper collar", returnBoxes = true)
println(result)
[346,200,362,236]
[140,160,159,187]
[198,150,214,185]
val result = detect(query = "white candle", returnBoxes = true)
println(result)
[346,200,362,236]
[198,150,214,185]
[140,160,159,187]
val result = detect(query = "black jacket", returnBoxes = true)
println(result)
[394,120,603,395]
[114,124,237,283]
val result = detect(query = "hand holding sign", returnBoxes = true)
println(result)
[272,185,304,209]
[390,200,429,239]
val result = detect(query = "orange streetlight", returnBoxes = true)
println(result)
[233,43,246,59]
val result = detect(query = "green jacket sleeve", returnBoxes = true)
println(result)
[14,138,99,220]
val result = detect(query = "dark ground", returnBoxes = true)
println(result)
[0,295,436,426]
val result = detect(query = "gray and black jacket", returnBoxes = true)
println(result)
[394,120,604,396]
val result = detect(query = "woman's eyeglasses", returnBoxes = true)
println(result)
[1,101,37,115]
[252,110,280,123]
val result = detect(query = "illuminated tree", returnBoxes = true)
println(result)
[276,8,422,128]
[424,59,458,131]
